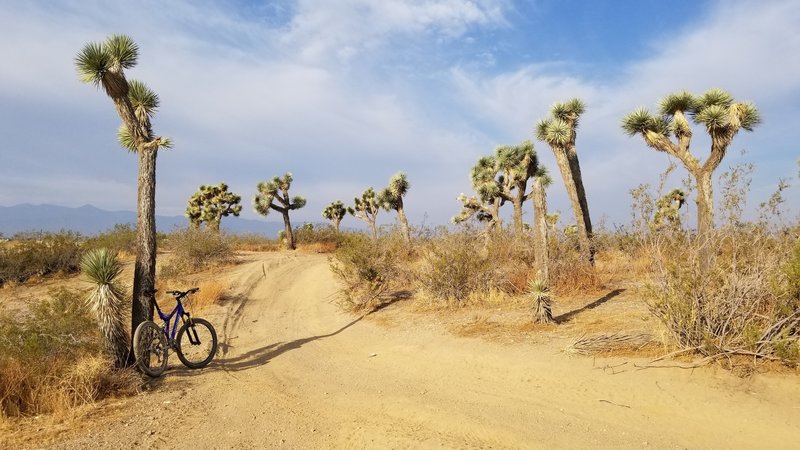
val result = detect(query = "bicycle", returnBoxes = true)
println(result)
[133,287,218,377]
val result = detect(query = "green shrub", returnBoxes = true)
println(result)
[86,223,137,254]
[0,289,139,418]
[160,228,234,277]
[329,232,408,311]
[0,231,84,286]
[644,226,800,366]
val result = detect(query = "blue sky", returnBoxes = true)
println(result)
[0,0,798,231]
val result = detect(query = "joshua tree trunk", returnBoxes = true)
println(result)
[396,206,411,242]
[694,169,714,238]
[282,211,295,250]
[130,146,157,361]
[334,219,341,234]
[369,220,377,240]
[532,177,549,283]
[512,193,524,237]
[567,144,594,261]
[552,147,594,265]
[209,218,221,233]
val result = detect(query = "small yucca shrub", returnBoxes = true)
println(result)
[82,248,128,368]
[527,278,554,324]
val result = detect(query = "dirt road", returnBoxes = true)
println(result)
[10,252,800,448]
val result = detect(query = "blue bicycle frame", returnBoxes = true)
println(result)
[154,299,187,343]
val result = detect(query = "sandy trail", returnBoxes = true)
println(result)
[10,252,800,449]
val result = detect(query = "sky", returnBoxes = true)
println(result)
[0,0,798,231]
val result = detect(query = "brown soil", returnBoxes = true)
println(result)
[3,252,800,448]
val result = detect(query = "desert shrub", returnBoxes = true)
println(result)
[0,231,84,286]
[228,233,279,252]
[0,289,139,418]
[330,232,409,311]
[645,225,800,366]
[293,223,340,253]
[160,228,234,277]
[415,229,495,302]
[86,223,137,255]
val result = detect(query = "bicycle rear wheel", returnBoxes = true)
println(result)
[176,317,217,369]
[133,320,168,377]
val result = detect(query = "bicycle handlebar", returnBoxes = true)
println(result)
[166,287,200,297]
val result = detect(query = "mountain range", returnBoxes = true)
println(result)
[0,204,284,237]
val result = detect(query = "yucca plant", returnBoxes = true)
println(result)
[527,278,554,324]
[349,187,381,240]
[82,248,128,368]
[186,182,242,232]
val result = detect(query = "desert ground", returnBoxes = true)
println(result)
[3,251,800,449]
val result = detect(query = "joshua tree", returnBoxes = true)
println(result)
[322,200,347,233]
[622,89,761,238]
[653,188,686,230]
[349,187,381,239]
[453,156,505,232]
[536,98,594,265]
[378,172,412,242]
[532,169,552,283]
[494,141,540,236]
[82,248,128,368]
[186,183,242,232]
[254,173,306,250]
[76,35,172,355]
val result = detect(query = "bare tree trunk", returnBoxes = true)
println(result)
[209,218,221,233]
[552,147,593,265]
[396,206,411,242]
[512,194,524,237]
[695,169,714,238]
[282,212,295,250]
[566,144,594,264]
[532,177,549,283]
[369,220,377,240]
[334,219,341,234]
[130,146,157,363]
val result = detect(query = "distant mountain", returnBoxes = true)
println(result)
[0,204,284,237]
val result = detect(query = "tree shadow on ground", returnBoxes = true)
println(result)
[554,288,626,324]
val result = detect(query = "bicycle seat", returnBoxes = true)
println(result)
[144,288,158,296]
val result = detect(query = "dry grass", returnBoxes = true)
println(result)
[299,241,338,254]
[188,280,227,312]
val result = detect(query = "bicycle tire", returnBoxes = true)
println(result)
[176,317,217,369]
[133,320,168,377]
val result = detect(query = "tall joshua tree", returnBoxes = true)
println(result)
[82,248,129,368]
[322,200,347,233]
[536,98,594,265]
[76,35,172,355]
[494,141,539,236]
[186,182,242,232]
[622,89,760,237]
[349,187,381,240]
[531,168,552,283]
[453,156,505,232]
[378,172,411,242]
[254,173,306,250]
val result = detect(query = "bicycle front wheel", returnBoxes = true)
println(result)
[133,320,168,377]
[176,317,217,369]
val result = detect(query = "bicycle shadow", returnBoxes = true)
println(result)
[169,289,412,378]
[168,314,365,377]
